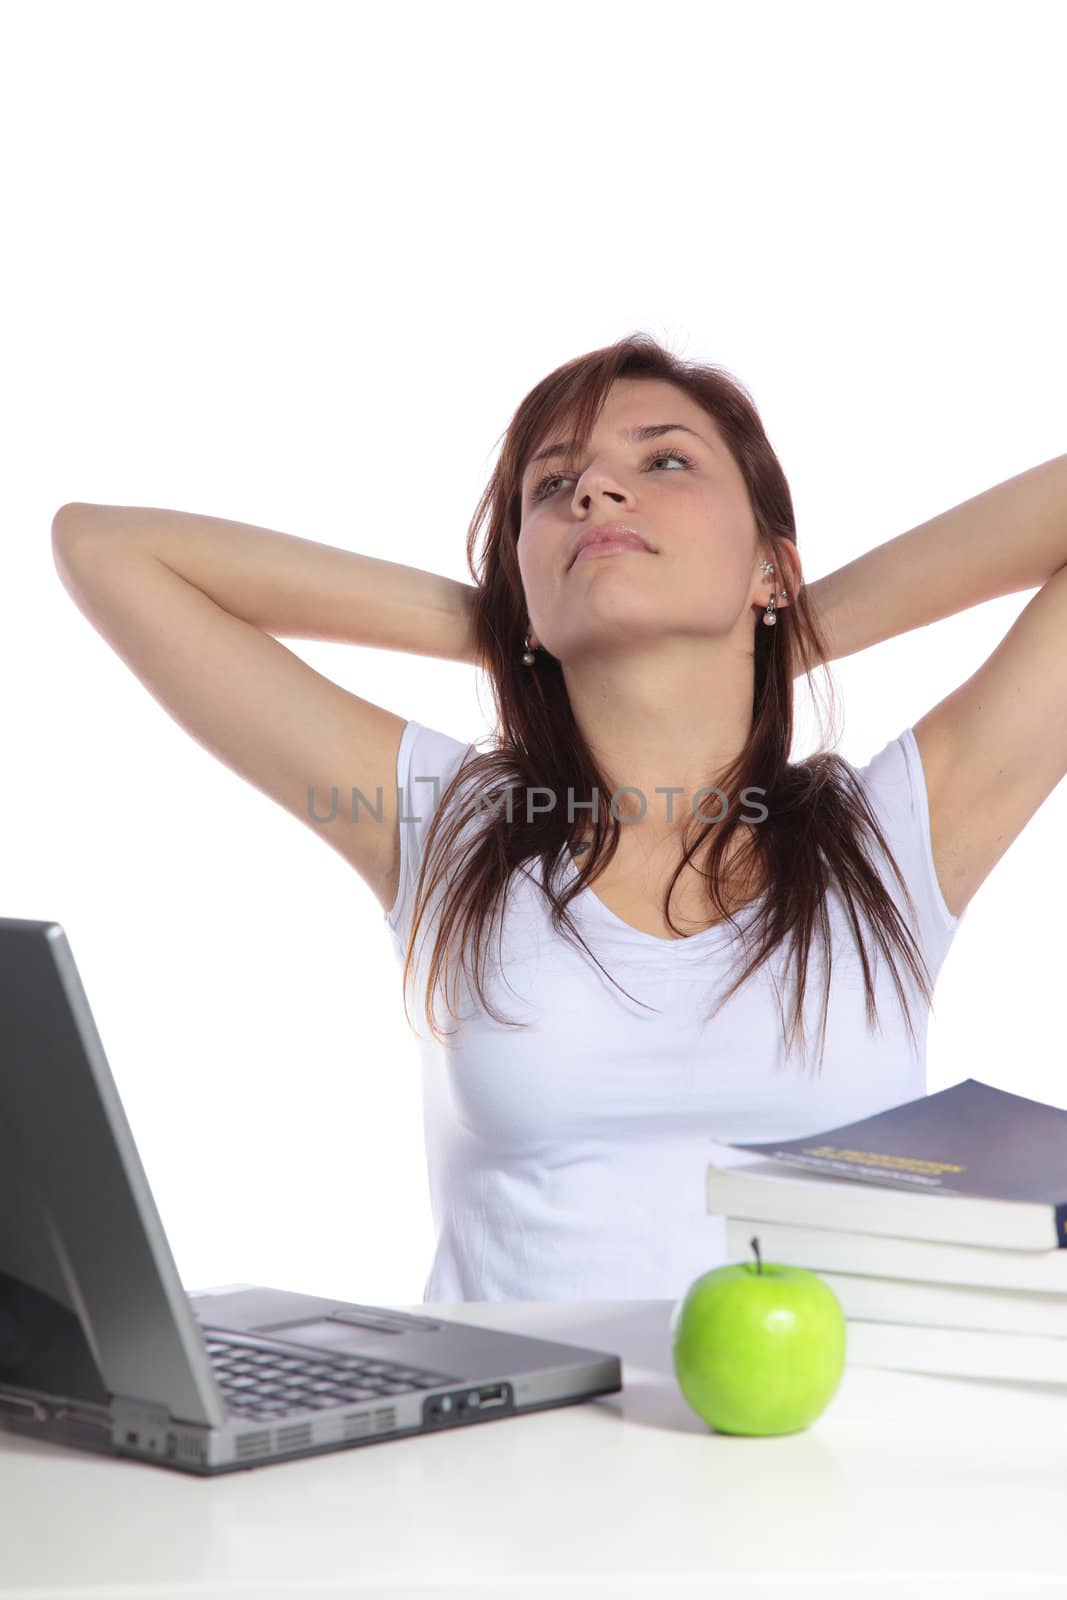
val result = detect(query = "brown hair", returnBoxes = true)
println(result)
[399,332,935,1072]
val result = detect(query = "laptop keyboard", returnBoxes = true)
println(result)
[203,1333,459,1421]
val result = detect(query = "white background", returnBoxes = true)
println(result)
[3,0,1065,1307]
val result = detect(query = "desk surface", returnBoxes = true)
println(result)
[2,1296,1066,1599]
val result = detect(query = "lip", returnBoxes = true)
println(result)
[569,523,654,568]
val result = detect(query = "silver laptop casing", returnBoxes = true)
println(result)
[0,917,622,1475]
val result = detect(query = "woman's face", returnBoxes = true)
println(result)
[516,376,773,663]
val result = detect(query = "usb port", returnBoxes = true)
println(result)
[479,1385,507,1408]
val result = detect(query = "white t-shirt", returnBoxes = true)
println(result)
[383,721,965,1303]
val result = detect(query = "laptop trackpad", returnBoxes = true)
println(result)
[256,1315,411,1352]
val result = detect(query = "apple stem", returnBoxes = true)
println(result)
[750,1234,763,1274]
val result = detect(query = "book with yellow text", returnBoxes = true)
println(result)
[707,1078,1067,1252]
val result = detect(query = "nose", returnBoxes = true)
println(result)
[572,463,631,510]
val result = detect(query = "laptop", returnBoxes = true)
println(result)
[0,917,623,1475]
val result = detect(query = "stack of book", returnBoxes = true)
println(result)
[704,1078,1067,1382]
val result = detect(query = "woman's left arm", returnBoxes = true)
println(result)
[800,450,1067,923]
[802,451,1067,664]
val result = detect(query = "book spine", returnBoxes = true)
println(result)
[708,1168,1061,1250]
[722,1217,1067,1294]
[812,1269,1067,1339]
[845,1319,1067,1383]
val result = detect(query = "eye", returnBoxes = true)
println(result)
[530,446,695,503]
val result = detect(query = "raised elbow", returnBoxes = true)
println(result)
[52,504,107,549]
[53,502,96,528]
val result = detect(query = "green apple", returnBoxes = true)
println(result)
[671,1235,847,1436]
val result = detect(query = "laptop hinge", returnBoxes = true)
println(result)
[111,1394,172,1451]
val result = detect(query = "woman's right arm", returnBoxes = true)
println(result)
[51,502,480,912]
[52,502,479,659]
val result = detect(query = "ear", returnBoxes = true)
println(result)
[763,545,803,610]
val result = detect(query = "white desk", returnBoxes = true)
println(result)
[2,1297,1066,1598]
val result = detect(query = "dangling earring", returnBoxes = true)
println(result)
[522,632,537,666]
[759,559,788,627]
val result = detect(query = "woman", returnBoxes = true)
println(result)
[52,332,1067,1302]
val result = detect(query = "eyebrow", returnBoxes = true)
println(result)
[524,422,712,474]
